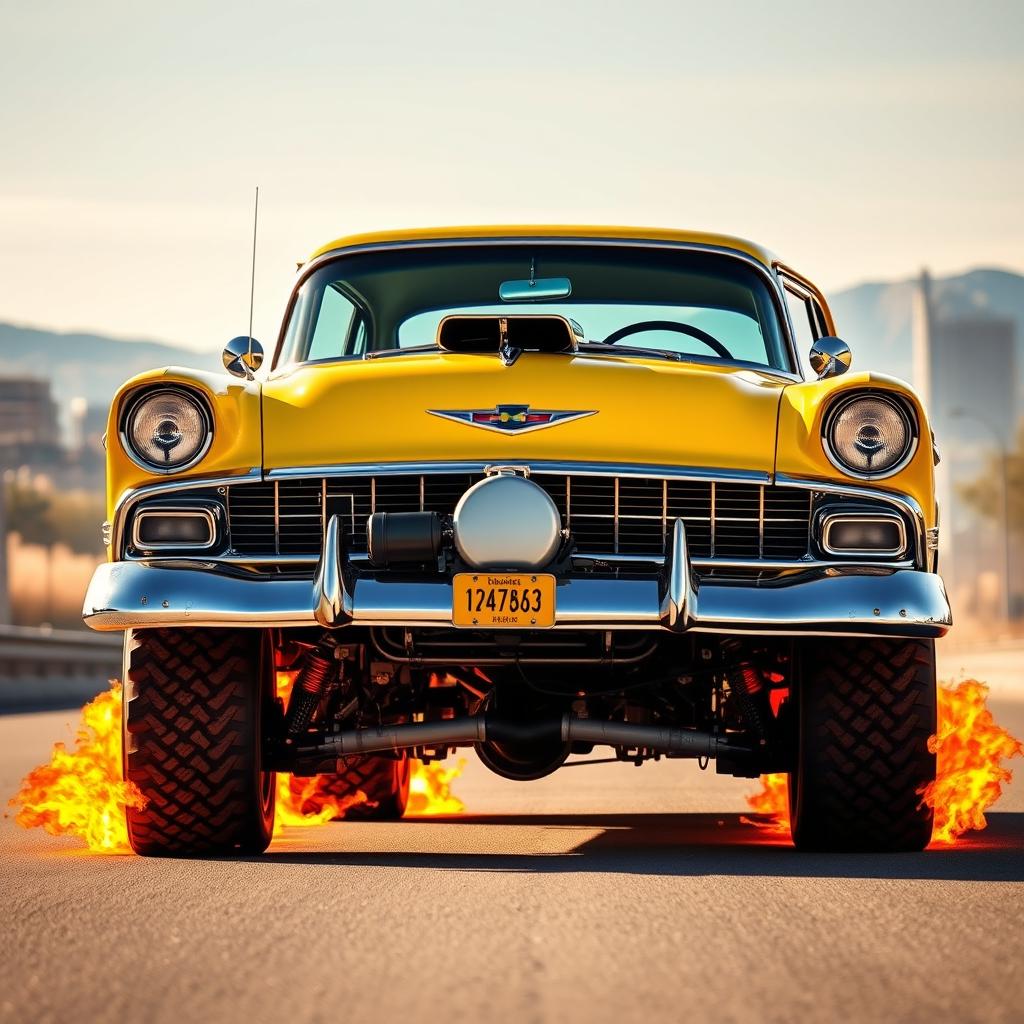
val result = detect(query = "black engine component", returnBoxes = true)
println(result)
[367,511,443,568]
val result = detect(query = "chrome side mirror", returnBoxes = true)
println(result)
[809,336,852,379]
[223,336,264,379]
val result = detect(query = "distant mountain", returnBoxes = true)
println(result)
[829,268,1024,384]
[0,323,216,430]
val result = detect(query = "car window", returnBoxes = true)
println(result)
[280,245,791,372]
[784,287,818,377]
[308,286,362,360]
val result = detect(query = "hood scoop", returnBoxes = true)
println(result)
[437,314,578,361]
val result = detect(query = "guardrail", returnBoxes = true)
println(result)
[0,625,122,711]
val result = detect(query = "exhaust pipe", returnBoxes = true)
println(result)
[306,714,746,761]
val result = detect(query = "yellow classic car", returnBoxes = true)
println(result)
[83,226,951,855]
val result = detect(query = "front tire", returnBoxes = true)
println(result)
[790,638,936,852]
[123,628,275,856]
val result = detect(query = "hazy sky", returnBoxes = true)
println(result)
[1,0,1021,353]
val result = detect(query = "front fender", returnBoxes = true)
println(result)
[775,372,937,533]
[105,367,263,552]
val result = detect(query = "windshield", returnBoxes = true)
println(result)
[277,243,790,371]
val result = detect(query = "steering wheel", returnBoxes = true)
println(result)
[601,320,732,359]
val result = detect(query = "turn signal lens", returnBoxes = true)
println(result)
[124,389,210,471]
[822,515,906,556]
[134,511,215,548]
[826,395,914,477]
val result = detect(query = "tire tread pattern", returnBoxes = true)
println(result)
[124,628,273,855]
[794,638,936,852]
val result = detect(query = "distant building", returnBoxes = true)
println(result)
[912,271,1019,621]
[0,378,61,465]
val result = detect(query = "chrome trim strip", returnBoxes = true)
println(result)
[661,479,668,547]
[130,506,218,553]
[757,485,765,560]
[820,511,908,559]
[709,481,716,558]
[273,480,280,556]
[265,460,772,485]
[119,550,916,573]
[613,478,620,554]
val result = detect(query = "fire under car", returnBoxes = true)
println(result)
[83,226,952,855]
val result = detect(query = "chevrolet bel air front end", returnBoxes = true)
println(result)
[83,226,951,856]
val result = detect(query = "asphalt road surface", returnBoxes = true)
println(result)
[1,646,1022,1024]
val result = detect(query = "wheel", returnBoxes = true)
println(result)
[789,637,936,852]
[299,756,411,821]
[123,628,275,856]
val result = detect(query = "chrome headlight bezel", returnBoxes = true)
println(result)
[822,392,918,481]
[119,386,214,474]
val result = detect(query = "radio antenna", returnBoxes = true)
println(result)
[247,185,259,362]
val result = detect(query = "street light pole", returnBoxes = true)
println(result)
[951,408,1012,623]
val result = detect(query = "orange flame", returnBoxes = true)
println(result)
[8,682,145,854]
[745,679,1023,845]
[272,775,368,835]
[743,772,790,836]
[923,679,1023,844]
[407,759,465,816]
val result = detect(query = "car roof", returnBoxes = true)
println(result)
[305,225,778,268]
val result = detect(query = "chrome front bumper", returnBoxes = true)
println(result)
[83,516,952,637]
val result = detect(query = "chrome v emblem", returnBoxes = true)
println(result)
[427,404,597,434]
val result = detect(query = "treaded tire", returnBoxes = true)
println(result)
[790,638,936,853]
[123,628,275,856]
[302,756,411,821]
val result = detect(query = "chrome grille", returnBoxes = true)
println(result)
[227,472,813,562]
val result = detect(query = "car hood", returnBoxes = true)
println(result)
[261,352,788,474]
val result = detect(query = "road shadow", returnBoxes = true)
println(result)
[234,811,1024,882]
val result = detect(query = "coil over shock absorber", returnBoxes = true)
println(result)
[722,640,769,740]
[284,634,339,740]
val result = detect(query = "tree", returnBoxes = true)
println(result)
[2,484,105,554]
[3,484,55,547]
[959,420,1024,540]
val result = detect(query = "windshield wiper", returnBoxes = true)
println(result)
[364,345,437,360]
[577,341,684,362]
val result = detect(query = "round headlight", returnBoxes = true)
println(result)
[825,394,916,478]
[123,388,212,472]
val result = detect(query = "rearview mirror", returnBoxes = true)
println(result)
[808,336,852,379]
[499,277,572,302]
[223,336,264,379]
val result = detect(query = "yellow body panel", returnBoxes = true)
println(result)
[261,352,788,474]
[306,225,777,268]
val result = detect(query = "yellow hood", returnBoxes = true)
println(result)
[261,352,787,473]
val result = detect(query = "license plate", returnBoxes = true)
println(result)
[452,572,556,628]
